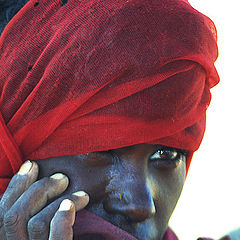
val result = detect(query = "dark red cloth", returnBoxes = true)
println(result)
[73,210,178,240]
[0,0,219,193]
[0,194,233,240]
[72,210,231,240]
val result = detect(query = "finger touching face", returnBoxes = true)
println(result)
[35,143,187,240]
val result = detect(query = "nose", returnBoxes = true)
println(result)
[104,183,156,222]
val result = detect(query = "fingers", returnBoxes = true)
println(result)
[28,191,89,240]
[3,172,69,240]
[49,199,75,240]
[0,160,38,240]
[49,195,89,240]
[0,161,39,218]
[0,160,90,240]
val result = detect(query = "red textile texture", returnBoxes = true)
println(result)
[71,210,232,240]
[0,0,219,193]
[73,210,178,240]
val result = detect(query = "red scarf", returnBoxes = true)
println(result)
[0,0,219,194]
[73,210,178,240]
[71,210,232,240]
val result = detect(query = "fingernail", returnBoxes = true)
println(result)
[18,160,33,175]
[72,191,88,197]
[50,173,67,180]
[58,199,73,211]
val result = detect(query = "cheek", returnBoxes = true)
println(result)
[168,161,186,199]
[70,166,112,203]
[151,162,186,219]
[36,157,112,203]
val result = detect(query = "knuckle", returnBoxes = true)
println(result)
[28,217,48,239]
[3,210,20,233]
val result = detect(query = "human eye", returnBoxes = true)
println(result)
[149,146,187,168]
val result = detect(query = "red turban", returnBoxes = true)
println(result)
[0,0,219,194]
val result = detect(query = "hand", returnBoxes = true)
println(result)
[0,160,89,240]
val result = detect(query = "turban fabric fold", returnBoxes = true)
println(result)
[0,0,219,194]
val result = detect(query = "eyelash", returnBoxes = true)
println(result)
[90,148,187,168]
[149,147,187,168]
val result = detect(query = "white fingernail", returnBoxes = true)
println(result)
[72,191,88,197]
[50,173,66,180]
[18,160,33,175]
[59,199,73,211]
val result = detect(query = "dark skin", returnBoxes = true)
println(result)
[0,3,186,239]
[0,143,187,240]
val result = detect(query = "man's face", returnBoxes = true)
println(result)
[36,143,187,240]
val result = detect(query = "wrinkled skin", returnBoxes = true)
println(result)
[0,143,186,240]
[36,143,187,240]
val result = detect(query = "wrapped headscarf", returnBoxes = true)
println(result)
[0,0,219,194]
